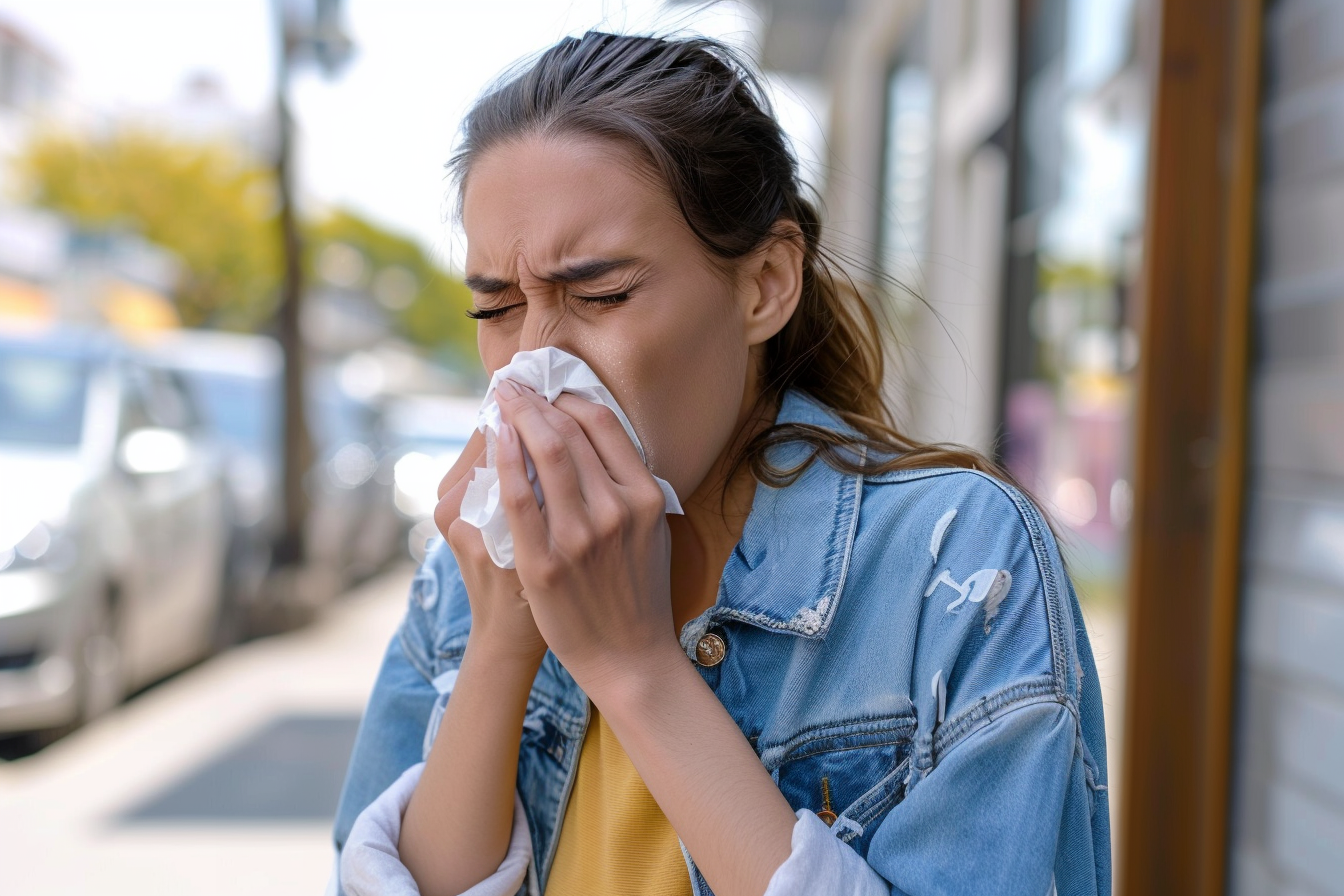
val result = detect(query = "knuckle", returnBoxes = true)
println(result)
[536,434,570,468]
[553,414,584,441]
[552,519,594,550]
[503,486,536,512]
[593,501,631,538]
[434,501,457,537]
[593,404,622,430]
[633,484,667,517]
[444,517,473,553]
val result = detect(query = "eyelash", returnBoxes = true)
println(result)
[464,292,630,320]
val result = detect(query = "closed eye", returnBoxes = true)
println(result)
[464,291,630,321]
[571,291,629,305]
[464,302,524,320]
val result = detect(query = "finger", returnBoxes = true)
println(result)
[435,451,485,543]
[551,392,662,492]
[437,428,487,500]
[497,382,592,513]
[513,388,619,501]
[437,456,478,521]
[494,420,549,555]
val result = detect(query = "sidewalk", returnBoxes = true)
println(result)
[0,564,415,896]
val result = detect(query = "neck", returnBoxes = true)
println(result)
[666,393,778,634]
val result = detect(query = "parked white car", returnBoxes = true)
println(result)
[381,393,479,562]
[141,330,405,630]
[0,327,231,740]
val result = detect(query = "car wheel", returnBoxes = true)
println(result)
[78,588,125,724]
[211,578,246,654]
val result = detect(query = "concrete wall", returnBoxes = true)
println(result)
[813,0,1013,454]
[1229,1,1344,893]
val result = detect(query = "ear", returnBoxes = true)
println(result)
[741,222,805,347]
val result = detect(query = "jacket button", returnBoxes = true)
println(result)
[695,632,727,667]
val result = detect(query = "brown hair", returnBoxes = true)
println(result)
[450,31,1048,517]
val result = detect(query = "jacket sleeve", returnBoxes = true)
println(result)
[330,539,536,896]
[768,474,1106,896]
[332,631,440,862]
[764,699,1080,896]
[329,541,464,895]
[339,761,534,896]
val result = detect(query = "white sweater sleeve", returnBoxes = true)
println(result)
[763,810,892,896]
[338,761,534,896]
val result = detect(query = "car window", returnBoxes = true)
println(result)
[124,364,198,432]
[0,349,89,447]
[147,368,201,431]
[118,370,154,437]
[176,369,280,458]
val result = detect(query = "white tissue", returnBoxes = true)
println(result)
[460,347,683,568]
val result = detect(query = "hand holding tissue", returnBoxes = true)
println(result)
[459,347,684,568]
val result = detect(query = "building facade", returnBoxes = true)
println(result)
[752,0,1342,893]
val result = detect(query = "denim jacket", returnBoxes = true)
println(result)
[331,389,1111,896]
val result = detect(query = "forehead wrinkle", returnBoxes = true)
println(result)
[463,135,693,287]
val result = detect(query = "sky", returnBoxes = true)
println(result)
[0,0,826,272]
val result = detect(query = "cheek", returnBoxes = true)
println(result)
[597,310,750,497]
[477,327,520,378]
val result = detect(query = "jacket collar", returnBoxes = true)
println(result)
[679,389,865,654]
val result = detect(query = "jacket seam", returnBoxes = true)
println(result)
[703,463,863,640]
[758,713,917,765]
[845,754,912,831]
[820,456,865,638]
[930,678,1075,765]
[537,698,591,892]
[974,471,1070,690]
[396,617,438,683]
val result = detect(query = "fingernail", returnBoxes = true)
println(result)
[497,380,518,400]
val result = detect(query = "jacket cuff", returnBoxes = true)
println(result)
[764,809,892,896]
[339,761,533,896]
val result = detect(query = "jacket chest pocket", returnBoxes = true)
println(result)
[762,715,915,858]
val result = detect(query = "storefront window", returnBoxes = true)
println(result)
[878,15,933,317]
[1002,0,1149,595]
[880,64,934,313]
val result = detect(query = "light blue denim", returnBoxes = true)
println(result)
[331,389,1111,895]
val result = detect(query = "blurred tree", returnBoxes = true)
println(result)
[308,209,477,363]
[16,130,479,364]
[16,129,281,330]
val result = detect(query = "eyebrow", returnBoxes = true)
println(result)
[464,257,639,294]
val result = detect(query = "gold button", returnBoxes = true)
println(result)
[695,633,727,667]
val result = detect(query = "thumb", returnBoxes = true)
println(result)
[437,428,487,501]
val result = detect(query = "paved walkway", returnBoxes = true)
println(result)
[0,564,415,896]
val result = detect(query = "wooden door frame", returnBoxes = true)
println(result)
[1118,1,1263,894]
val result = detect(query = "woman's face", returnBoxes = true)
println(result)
[461,134,764,503]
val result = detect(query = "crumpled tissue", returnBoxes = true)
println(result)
[460,347,683,568]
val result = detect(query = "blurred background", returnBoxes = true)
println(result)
[0,1,1336,895]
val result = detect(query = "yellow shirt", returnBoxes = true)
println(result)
[544,705,692,896]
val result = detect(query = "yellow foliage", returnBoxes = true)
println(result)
[16,129,280,329]
[17,129,478,366]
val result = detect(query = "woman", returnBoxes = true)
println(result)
[332,30,1109,896]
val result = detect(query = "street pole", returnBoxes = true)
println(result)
[272,14,312,577]
[269,0,351,605]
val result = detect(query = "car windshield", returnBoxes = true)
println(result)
[0,348,89,447]
[181,371,280,458]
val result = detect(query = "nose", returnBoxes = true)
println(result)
[505,256,576,356]
[513,296,572,357]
